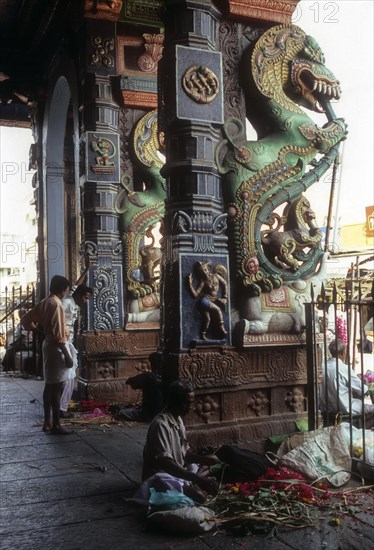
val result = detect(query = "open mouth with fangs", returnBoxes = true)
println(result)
[292,62,342,115]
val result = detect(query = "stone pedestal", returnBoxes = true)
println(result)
[77,328,160,403]
[167,340,322,450]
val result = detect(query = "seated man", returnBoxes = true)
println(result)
[136,380,219,503]
[1,308,32,372]
[319,339,374,428]
[119,350,164,422]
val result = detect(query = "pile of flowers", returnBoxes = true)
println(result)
[207,466,351,534]
[226,467,331,506]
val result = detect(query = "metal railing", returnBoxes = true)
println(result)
[0,285,41,377]
[306,260,374,475]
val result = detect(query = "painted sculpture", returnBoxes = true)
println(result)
[115,110,166,323]
[186,261,228,340]
[216,24,347,334]
[238,252,328,336]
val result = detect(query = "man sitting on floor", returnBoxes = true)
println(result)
[319,338,374,428]
[119,350,163,422]
[135,380,219,504]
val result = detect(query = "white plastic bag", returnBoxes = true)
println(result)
[278,425,351,487]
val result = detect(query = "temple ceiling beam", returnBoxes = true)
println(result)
[215,0,300,25]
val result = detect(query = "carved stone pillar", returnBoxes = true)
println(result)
[160,0,230,357]
[77,12,164,402]
[80,20,124,329]
[155,0,315,451]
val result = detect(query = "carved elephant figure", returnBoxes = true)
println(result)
[237,254,327,335]
[126,292,160,324]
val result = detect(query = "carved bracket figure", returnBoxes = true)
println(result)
[215,24,347,337]
[114,110,166,324]
[216,24,347,299]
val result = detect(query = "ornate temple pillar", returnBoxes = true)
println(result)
[159,0,230,370]
[77,14,126,399]
[77,3,163,402]
[79,20,123,330]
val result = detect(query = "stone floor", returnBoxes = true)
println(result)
[0,373,373,550]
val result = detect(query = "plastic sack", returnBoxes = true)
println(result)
[278,425,351,487]
[148,488,194,514]
[147,505,216,534]
[357,448,374,481]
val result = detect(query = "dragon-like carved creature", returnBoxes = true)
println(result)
[216,25,347,333]
[115,110,166,314]
[216,24,347,333]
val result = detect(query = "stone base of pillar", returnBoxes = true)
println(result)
[186,413,307,454]
[165,344,320,451]
[77,328,160,403]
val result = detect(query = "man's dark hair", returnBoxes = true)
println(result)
[50,275,70,295]
[166,379,193,409]
[329,339,346,358]
[72,284,93,298]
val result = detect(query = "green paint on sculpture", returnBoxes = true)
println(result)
[216,24,347,298]
[115,110,166,301]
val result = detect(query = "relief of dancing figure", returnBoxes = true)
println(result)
[186,261,228,341]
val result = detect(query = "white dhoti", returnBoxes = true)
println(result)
[42,339,71,384]
[60,343,77,411]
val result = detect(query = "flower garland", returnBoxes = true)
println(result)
[336,315,348,344]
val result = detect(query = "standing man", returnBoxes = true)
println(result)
[21,275,73,434]
[60,268,93,418]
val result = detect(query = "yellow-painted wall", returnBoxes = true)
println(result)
[340,223,374,250]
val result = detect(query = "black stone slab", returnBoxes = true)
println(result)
[0,430,59,449]
[1,468,135,506]
[0,516,211,550]
[0,452,112,481]
[0,439,91,464]
[0,491,141,535]
[77,427,145,483]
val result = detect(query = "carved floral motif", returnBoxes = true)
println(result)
[90,36,115,67]
[194,395,220,423]
[85,331,128,355]
[179,351,252,388]
[219,21,246,121]
[285,386,306,412]
[93,265,120,329]
[84,240,122,259]
[248,390,269,416]
[87,379,128,401]
[137,34,164,72]
[182,65,219,104]
[266,348,305,382]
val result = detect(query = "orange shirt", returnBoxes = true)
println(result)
[21,294,67,344]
